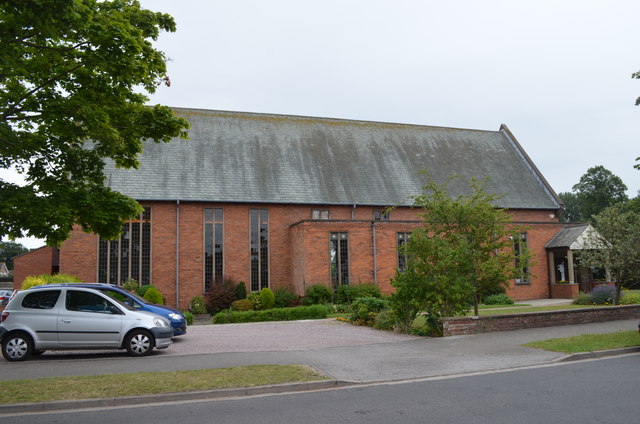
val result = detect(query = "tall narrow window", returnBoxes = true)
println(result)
[397,232,411,272]
[330,232,349,288]
[98,207,151,285]
[514,233,529,285]
[204,208,224,291]
[250,209,269,292]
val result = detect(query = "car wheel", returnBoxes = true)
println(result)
[124,329,155,356]
[2,332,34,362]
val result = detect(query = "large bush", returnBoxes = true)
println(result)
[231,299,254,311]
[235,282,247,300]
[212,305,328,324]
[21,273,82,289]
[205,277,237,313]
[260,288,276,310]
[143,286,163,304]
[336,284,381,303]
[349,297,389,326]
[189,295,207,314]
[303,284,333,305]
[572,292,593,305]
[274,286,299,308]
[590,285,616,304]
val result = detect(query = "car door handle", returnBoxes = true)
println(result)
[61,319,71,324]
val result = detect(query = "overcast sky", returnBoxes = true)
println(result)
[5,0,640,248]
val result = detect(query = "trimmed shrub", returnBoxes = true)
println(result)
[590,285,616,304]
[336,284,381,303]
[143,286,163,304]
[231,299,254,311]
[349,297,390,326]
[121,278,139,293]
[182,311,194,325]
[189,295,207,314]
[483,294,514,305]
[572,292,593,305]
[136,284,154,297]
[619,293,640,305]
[205,277,237,313]
[247,292,262,310]
[303,284,333,305]
[21,273,82,289]
[274,287,299,308]
[235,282,247,300]
[212,305,328,324]
[260,288,276,310]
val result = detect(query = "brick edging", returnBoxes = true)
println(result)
[443,305,640,336]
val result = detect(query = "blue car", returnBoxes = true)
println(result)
[29,283,187,336]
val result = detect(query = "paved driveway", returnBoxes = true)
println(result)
[167,319,418,355]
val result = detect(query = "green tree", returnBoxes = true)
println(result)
[578,204,640,303]
[391,177,531,335]
[572,166,628,221]
[558,192,583,222]
[0,0,189,246]
[0,240,28,270]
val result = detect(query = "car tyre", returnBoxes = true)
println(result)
[124,329,154,357]
[2,331,34,362]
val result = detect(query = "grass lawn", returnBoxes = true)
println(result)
[0,364,328,405]
[524,331,640,353]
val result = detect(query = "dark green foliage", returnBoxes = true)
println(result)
[302,284,333,305]
[205,278,237,313]
[136,284,154,297]
[349,297,389,326]
[372,309,397,331]
[182,311,193,325]
[143,286,163,304]
[0,241,29,270]
[558,192,584,222]
[572,293,593,305]
[0,0,189,246]
[189,295,207,315]
[274,287,300,308]
[231,299,254,311]
[336,284,381,303]
[572,166,628,221]
[212,305,328,324]
[483,294,514,305]
[260,288,275,310]
[235,282,247,300]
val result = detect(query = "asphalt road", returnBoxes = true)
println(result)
[6,354,640,423]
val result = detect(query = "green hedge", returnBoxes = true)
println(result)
[212,305,328,324]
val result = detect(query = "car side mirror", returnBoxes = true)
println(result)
[109,305,123,315]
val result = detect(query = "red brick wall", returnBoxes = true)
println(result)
[58,203,563,307]
[12,246,55,289]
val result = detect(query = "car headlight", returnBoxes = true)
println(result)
[153,317,170,328]
[168,313,182,321]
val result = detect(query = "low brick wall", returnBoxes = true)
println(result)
[443,305,640,336]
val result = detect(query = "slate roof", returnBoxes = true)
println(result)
[545,224,591,249]
[104,108,562,209]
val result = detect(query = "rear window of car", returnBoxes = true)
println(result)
[21,290,61,309]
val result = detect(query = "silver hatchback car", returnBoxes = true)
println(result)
[0,287,173,361]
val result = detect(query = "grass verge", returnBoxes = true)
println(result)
[476,304,604,316]
[524,331,640,354]
[0,364,328,405]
